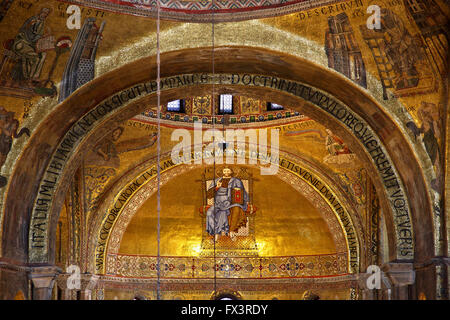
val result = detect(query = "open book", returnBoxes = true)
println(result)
[36,35,55,53]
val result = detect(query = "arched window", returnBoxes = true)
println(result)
[219,94,234,114]
[214,293,239,300]
[267,102,284,111]
[167,99,186,112]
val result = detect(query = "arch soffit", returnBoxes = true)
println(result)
[1,48,432,266]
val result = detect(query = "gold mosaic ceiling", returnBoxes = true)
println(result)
[119,166,338,257]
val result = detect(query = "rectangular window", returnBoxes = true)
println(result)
[167,99,185,112]
[219,94,233,114]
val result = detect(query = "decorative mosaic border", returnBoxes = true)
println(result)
[56,273,356,293]
[119,0,302,13]
[139,109,303,124]
[62,0,350,22]
[106,252,348,278]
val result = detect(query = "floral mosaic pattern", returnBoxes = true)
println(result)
[106,252,348,278]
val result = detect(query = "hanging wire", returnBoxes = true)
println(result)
[156,0,162,301]
[211,0,220,296]
[211,0,217,298]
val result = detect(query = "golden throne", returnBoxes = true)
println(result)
[198,166,258,257]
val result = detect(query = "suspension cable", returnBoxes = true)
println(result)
[211,0,217,297]
[156,0,161,301]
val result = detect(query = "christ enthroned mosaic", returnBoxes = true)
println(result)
[198,166,258,257]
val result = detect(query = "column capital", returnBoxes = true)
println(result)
[28,265,61,288]
[27,265,62,300]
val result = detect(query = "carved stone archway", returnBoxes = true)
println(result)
[1,47,435,298]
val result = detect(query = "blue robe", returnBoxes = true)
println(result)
[206,176,249,236]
